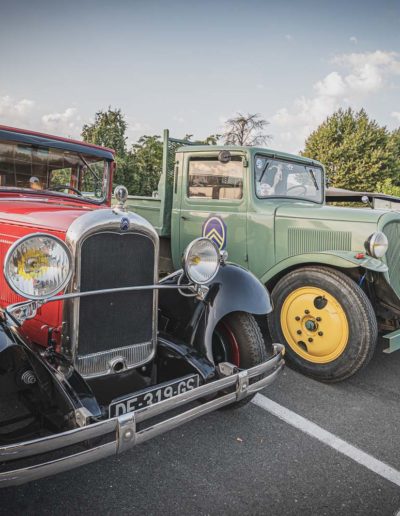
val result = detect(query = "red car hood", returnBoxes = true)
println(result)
[0,198,101,233]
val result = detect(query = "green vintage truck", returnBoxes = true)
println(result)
[125,130,400,382]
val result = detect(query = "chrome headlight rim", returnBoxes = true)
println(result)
[4,233,73,300]
[183,237,220,285]
[365,231,389,259]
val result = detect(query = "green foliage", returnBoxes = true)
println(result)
[376,178,400,197]
[130,135,163,196]
[302,108,399,191]
[82,108,128,156]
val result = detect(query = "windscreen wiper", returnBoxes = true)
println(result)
[79,154,100,182]
[308,167,319,190]
[258,160,270,184]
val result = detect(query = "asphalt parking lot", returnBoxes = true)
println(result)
[1,338,400,516]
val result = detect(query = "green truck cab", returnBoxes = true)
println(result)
[127,130,400,382]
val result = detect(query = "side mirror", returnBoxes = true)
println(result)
[361,195,372,208]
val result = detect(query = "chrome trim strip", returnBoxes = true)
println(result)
[5,283,196,329]
[0,419,116,462]
[0,344,284,487]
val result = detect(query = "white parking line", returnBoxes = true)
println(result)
[252,393,400,488]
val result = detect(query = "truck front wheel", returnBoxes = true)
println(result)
[268,266,377,382]
[212,312,269,408]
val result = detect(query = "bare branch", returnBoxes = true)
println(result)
[222,113,271,146]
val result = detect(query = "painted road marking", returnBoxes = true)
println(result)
[252,393,400,488]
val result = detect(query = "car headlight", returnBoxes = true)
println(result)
[183,238,220,284]
[365,231,389,258]
[4,234,73,300]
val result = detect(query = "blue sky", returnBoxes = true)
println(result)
[0,0,399,152]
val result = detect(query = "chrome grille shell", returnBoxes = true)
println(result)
[62,208,159,378]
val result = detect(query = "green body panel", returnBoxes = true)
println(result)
[128,131,400,320]
[126,196,162,231]
[177,148,249,268]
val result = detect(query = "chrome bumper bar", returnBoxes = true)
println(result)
[0,344,284,487]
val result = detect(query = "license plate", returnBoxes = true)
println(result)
[109,374,199,417]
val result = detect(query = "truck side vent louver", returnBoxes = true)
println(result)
[288,228,352,256]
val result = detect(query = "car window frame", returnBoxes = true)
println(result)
[186,154,245,204]
[254,154,324,205]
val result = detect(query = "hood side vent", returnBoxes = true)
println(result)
[288,227,352,257]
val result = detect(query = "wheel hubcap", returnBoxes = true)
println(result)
[280,287,349,364]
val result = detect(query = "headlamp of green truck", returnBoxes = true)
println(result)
[365,231,388,258]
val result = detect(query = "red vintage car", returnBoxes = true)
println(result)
[0,125,283,486]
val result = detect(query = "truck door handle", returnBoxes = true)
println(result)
[181,215,189,221]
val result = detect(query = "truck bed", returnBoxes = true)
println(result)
[126,195,163,233]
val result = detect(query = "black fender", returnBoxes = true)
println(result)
[0,320,102,430]
[159,263,272,362]
[156,334,217,384]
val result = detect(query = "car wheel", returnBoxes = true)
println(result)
[268,266,377,382]
[212,311,269,408]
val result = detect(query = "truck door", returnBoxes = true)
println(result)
[178,151,248,267]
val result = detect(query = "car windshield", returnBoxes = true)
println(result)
[254,156,323,203]
[0,140,110,202]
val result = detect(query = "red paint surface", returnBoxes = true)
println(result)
[0,127,117,349]
[0,195,102,349]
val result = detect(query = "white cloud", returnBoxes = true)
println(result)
[350,36,358,44]
[332,51,400,94]
[285,34,293,41]
[0,90,83,137]
[41,107,81,135]
[392,111,400,122]
[270,50,400,152]
[314,72,347,97]
[0,95,36,123]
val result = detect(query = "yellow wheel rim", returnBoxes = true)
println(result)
[280,287,349,364]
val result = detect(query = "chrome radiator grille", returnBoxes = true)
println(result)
[76,231,156,377]
[383,221,400,298]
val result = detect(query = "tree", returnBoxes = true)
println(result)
[82,108,133,189]
[302,108,399,192]
[130,135,163,196]
[222,113,270,146]
[81,108,128,156]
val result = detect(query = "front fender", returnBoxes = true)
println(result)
[159,263,272,362]
[261,251,387,284]
[0,320,101,425]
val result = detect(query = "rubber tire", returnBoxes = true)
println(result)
[268,266,377,383]
[215,311,270,409]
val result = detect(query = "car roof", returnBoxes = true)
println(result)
[177,144,323,167]
[0,124,115,160]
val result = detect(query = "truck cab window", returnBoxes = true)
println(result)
[188,157,243,200]
[255,156,323,203]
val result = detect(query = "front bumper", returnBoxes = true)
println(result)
[0,344,284,487]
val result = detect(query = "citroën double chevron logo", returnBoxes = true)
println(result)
[202,216,227,250]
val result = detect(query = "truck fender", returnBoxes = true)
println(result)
[260,251,388,285]
[159,263,272,362]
